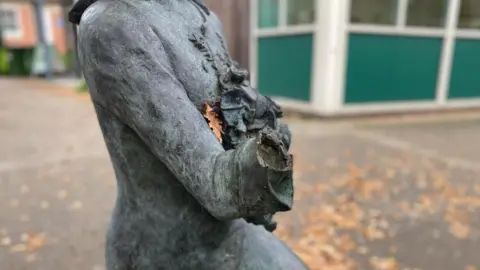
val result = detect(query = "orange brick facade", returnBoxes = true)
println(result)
[1,3,67,55]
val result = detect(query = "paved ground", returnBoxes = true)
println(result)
[1,78,480,270]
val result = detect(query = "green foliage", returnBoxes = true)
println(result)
[77,80,89,93]
[0,48,8,74]
[62,51,75,70]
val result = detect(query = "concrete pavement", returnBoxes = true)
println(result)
[1,78,480,270]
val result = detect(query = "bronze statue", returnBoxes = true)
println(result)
[69,0,307,269]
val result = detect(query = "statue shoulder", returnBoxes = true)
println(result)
[79,1,114,28]
[79,0,153,36]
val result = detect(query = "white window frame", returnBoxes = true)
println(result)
[456,0,480,39]
[250,0,348,114]
[254,0,317,36]
[348,0,480,39]
[342,0,480,114]
[250,0,318,90]
[345,0,463,110]
[348,0,449,37]
[0,4,22,39]
[250,0,480,116]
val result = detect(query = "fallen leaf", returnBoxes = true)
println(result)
[417,195,435,213]
[20,233,29,242]
[385,168,396,179]
[335,234,356,252]
[357,246,369,254]
[451,196,480,208]
[347,163,367,179]
[293,250,316,268]
[203,103,222,143]
[449,221,470,239]
[316,183,329,193]
[319,245,344,263]
[293,171,303,181]
[363,226,386,240]
[92,265,105,270]
[26,233,46,251]
[57,190,68,200]
[9,199,19,208]
[307,205,359,230]
[1,237,11,246]
[445,208,470,225]
[10,244,28,253]
[70,200,83,210]
[399,202,410,213]
[370,256,399,270]
[40,201,49,209]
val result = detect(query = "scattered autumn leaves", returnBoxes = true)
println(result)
[275,161,399,270]
[2,173,85,263]
[1,230,46,263]
[9,233,47,253]
[274,152,480,270]
[370,256,399,270]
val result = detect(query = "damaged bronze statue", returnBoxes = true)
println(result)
[69,0,308,269]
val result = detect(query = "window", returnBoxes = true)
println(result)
[257,0,315,29]
[350,0,398,25]
[258,0,278,28]
[458,0,480,29]
[0,9,18,32]
[406,0,448,28]
[287,0,315,25]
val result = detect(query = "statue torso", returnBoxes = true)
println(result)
[146,0,234,103]
[79,1,307,269]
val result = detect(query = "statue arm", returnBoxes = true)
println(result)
[79,11,293,220]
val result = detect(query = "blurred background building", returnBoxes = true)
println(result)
[251,0,480,116]
[0,0,70,76]
[1,0,479,116]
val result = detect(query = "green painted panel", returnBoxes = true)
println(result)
[345,34,442,103]
[258,0,278,28]
[449,38,480,99]
[257,34,313,101]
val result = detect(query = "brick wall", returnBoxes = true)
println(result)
[1,3,67,54]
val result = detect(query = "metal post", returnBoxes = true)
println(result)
[32,0,54,79]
